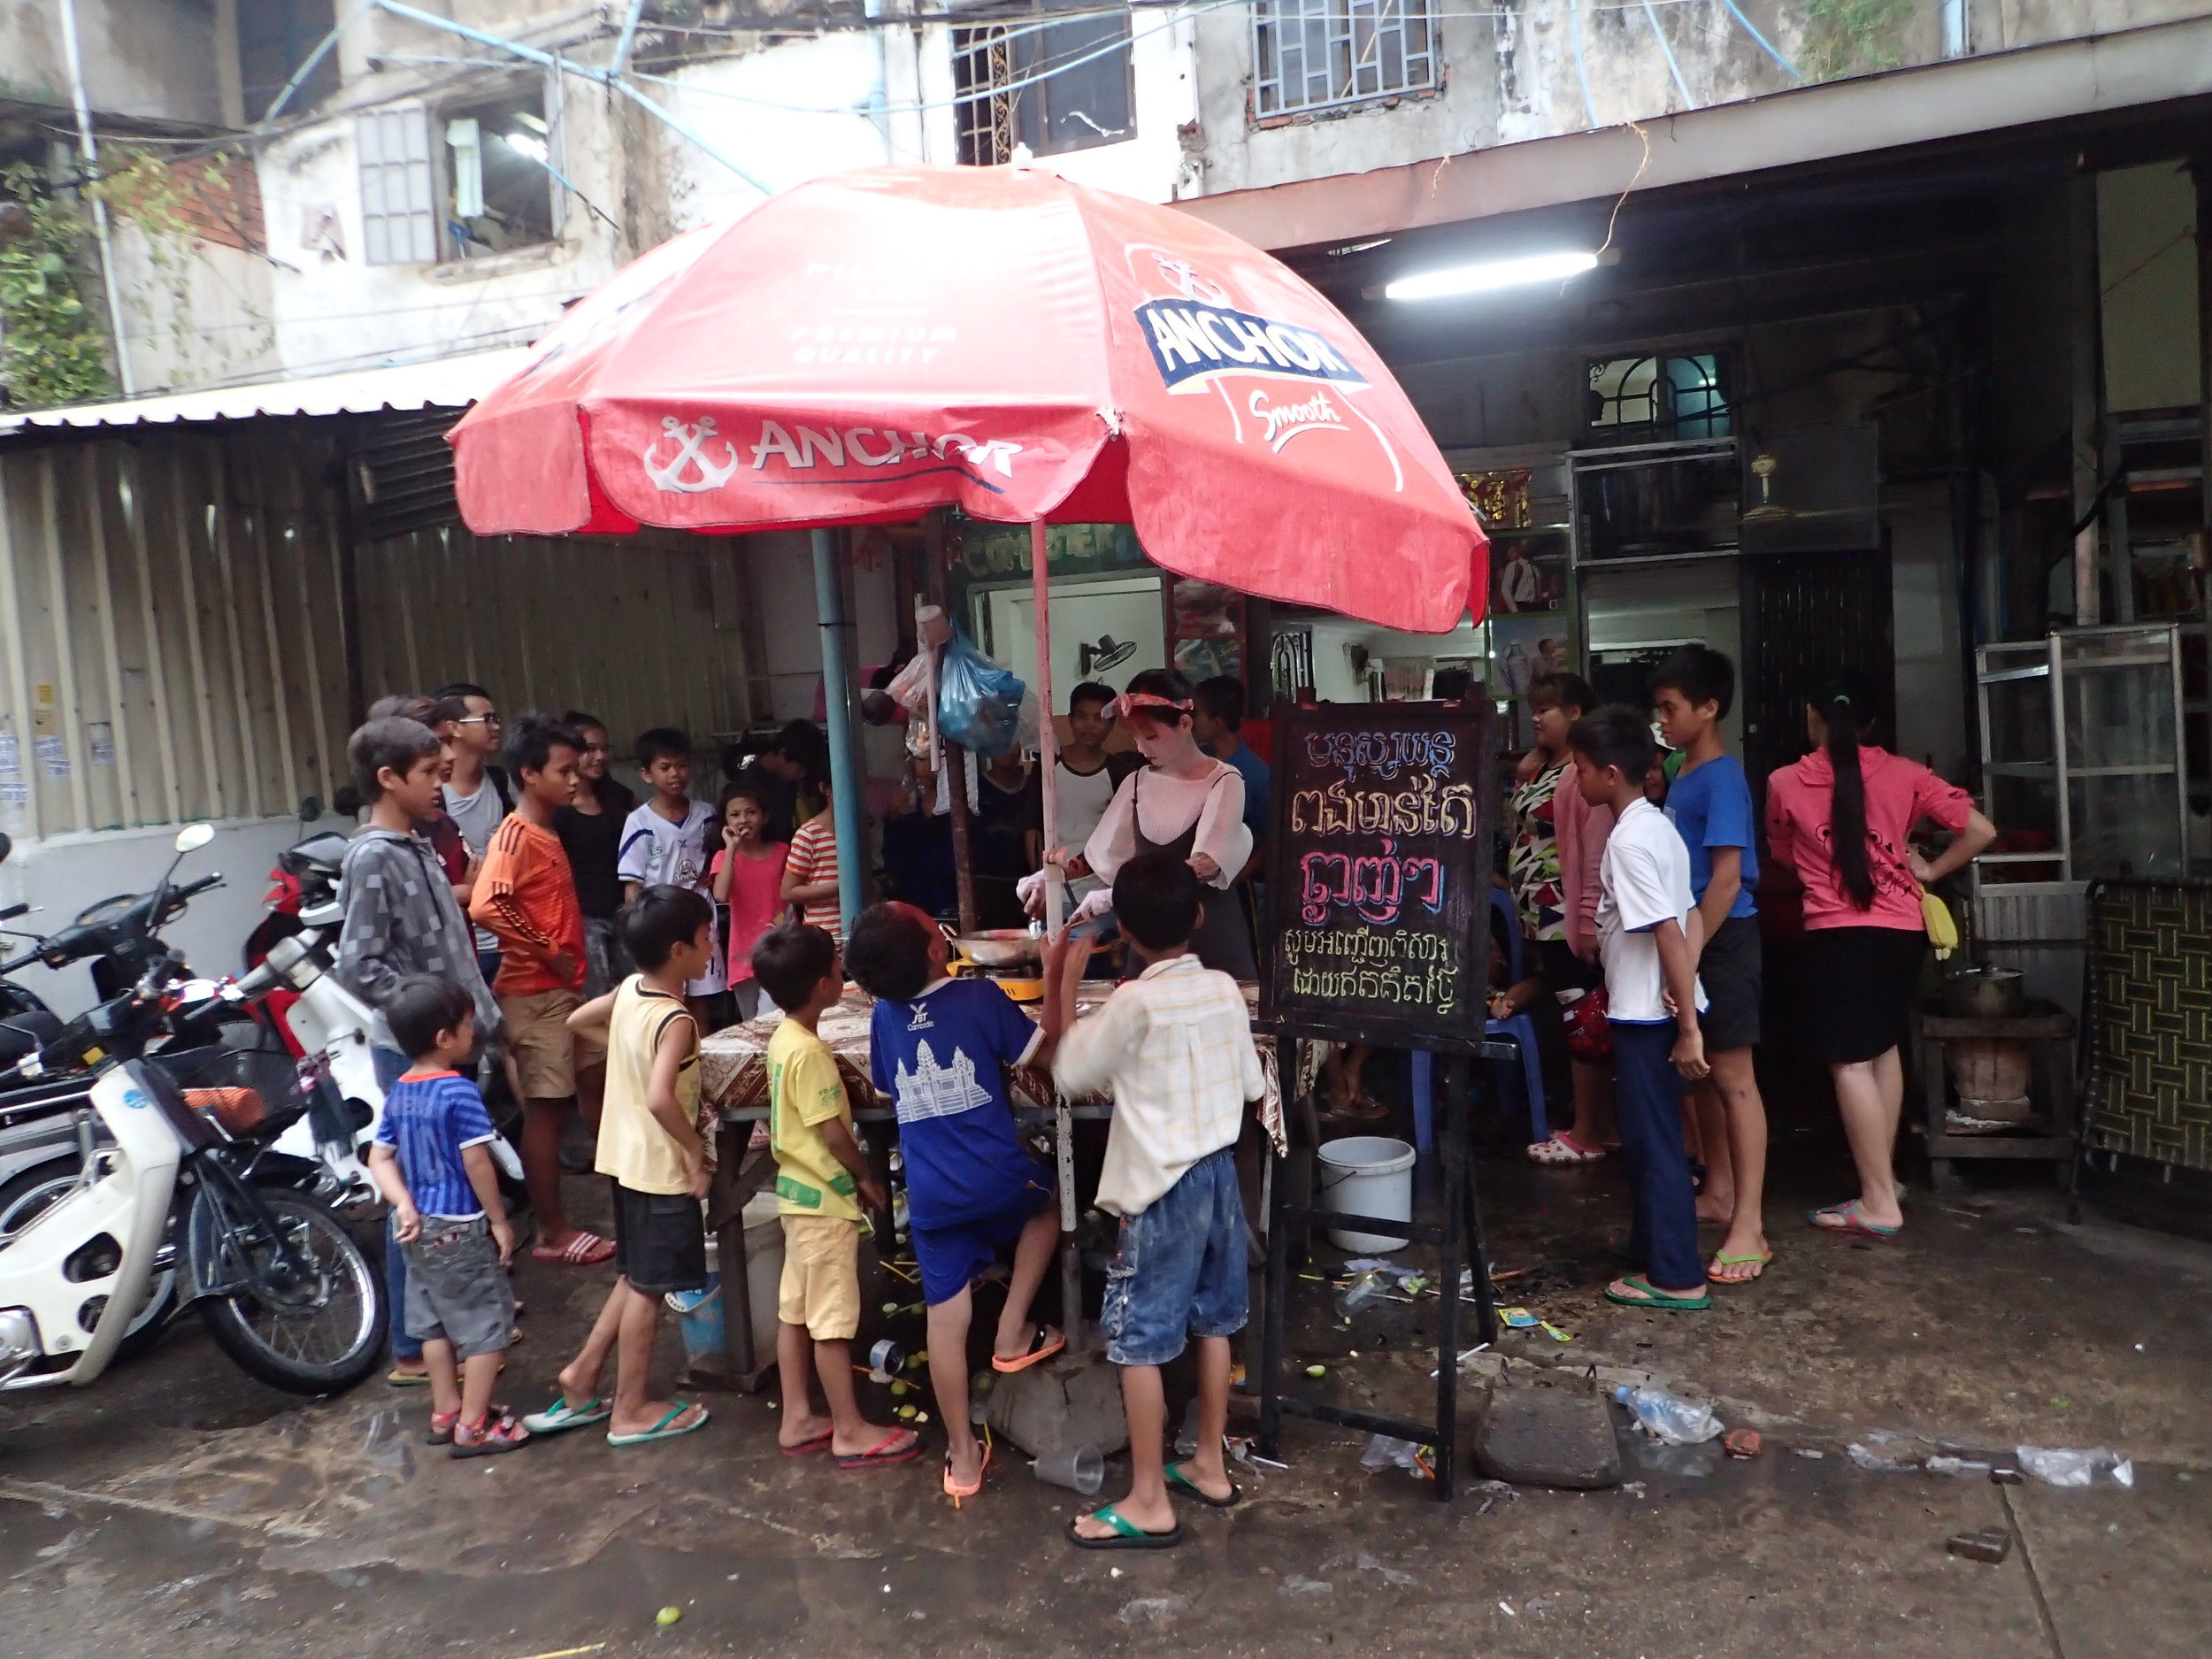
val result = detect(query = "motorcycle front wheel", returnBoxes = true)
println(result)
[197,1187,384,1395]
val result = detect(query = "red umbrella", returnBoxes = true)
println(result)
[449,164,1485,634]
[449,163,1486,941]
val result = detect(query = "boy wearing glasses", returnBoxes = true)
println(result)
[435,683,515,983]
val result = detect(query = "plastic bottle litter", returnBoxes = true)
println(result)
[867,1339,905,1382]
[2016,1446,2135,1488]
[1614,1385,1723,1445]
[1925,1455,1993,1479]
[1032,1443,1105,1494]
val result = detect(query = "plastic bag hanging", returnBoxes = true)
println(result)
[937,634,1026,758]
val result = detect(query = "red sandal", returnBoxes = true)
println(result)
[449,1409,532,1457]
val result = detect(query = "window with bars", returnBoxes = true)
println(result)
[357,108,437,266]
[954,7,1133,165]
[1252,0,1437,119]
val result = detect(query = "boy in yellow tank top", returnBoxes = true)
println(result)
[524,885,716,1448]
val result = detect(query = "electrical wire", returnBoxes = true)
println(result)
[1713,0,1798,79]
[1640,0,1694,108]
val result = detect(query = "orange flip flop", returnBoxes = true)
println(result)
[943,1427,994,1507]
[991,1325,1066,1374]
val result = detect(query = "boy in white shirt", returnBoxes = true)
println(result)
[1569,705,1712,1314]
[617,727,728,1010]
[1044,852,1264,1550]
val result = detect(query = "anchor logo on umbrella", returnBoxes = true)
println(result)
[643,415,741,493]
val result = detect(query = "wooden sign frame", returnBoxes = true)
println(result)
[1258,699,1496,1054]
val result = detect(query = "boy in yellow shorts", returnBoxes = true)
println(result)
[752,923,919,1470]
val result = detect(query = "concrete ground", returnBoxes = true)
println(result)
[4,1074,2209,1659]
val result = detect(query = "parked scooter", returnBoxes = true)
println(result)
[0,828,385,1394]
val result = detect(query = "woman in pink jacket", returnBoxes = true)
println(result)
[1498,673,1617,1164]
[1765,676,1996,1237]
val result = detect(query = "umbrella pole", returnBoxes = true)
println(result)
[1031,519,1083,1347]
[811,526,868,941]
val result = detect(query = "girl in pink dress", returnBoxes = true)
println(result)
[710,783,791,1021]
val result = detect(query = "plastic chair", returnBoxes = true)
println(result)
[1409,888,1548,1153]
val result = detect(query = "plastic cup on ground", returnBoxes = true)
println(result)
[1033,1444,1105,1495]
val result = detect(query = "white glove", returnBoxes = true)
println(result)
[1069,887,1115,926]
[1017,869,1048,910]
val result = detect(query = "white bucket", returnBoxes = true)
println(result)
[1315,1135,1417,1254]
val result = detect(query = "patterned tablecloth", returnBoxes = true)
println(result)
[698,982,1286,1155]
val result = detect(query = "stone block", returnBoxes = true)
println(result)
[1472,1381,1621,1490]
[984,1348,1129,1457]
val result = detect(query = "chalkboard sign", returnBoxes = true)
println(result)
[1260,701,1494,1051]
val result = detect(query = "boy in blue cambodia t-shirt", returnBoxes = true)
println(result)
[847,902,1066,1504]
[1652,646,1770,1287]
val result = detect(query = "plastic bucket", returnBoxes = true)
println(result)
[666,1276,724,1367]
[1315,1135,1417,1254]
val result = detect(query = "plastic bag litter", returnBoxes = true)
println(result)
[2016,1446,2135,1488]
[1360,1433,1432,1476]
[1846,1431,1925,1473]
[1615,1385,1723,1445]
[887,649,933,718]
[936,634,1025,757]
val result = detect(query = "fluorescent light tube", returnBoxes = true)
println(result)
[1384,250,1599,301]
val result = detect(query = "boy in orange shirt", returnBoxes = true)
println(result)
[471,712,609,1266]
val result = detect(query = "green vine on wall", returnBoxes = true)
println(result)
[96,147,275,390]
[0,164,115,408]
[1800,0,1918,81]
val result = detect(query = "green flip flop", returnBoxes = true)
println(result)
[1164,1462,1241,1509]
[606,1402,709,1447]
[1066,1506,1183,1550]
[521,1394,611,1435]
[1604,1275,1710,1312]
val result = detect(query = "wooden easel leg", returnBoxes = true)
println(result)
[1457,1058,1499,1348]
[1431,1054,1471,1501]
[1258,1133,1291,1461]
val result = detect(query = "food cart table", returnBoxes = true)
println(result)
[687,984,1286,1386]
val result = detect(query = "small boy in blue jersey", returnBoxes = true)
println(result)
[845,901,1065,1504]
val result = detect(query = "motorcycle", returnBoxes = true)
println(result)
[0,827,386,1394]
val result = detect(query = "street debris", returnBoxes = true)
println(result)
[655,1605,683,1625]
[1279,1574,1333,1595]
[1846,1432,1924,1473]
[1615,1385,1722,1445]
[1359,1433,1433,1478]
[1118,1594,1190,1625]
[2016,1447,2134,1488]
[1924,1455,1991,1479]
[1947,1528,2014,1564]
[1723,1429,1763,1459]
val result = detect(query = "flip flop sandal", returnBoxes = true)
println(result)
[449,1409,532,1458]
[532,1231,617,1265]
[991,1325,1067,1374]
[607,1403,710,1448]
[943,1428,994,1507]
[837,1429,923,1471]
[780,1431,834,1457]
[1708,1251,1772,1284]
[387,1367,431,1387]
[1604,1275,1711,1312]
[521,1395,611,1435]
[1164,1462,1241,1509]
[1808,1202,1900,1239]
[1066,1506,1183,1550]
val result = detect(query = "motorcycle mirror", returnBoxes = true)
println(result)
[174,823,215,854]
[297,795,322,824]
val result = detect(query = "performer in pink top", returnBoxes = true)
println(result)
[710,782,791,1021]
[1765,675,1996,1240]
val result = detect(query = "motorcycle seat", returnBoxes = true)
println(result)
[0,1010,64,1062]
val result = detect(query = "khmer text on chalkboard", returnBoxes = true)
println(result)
[1260,701,1494,1051]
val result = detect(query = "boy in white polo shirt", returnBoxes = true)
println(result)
[1569,705,1711,1314]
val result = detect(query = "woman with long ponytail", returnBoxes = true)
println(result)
[1765,673,1997,1239]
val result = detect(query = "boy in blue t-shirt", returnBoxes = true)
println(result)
[1652,646,1770,1286]
[846,902,1065,1504]
[366,974,530,1457]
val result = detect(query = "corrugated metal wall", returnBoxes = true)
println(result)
[352,524,757,761]
[0,422,759,841]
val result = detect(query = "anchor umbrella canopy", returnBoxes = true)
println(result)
[448,164,1485,633]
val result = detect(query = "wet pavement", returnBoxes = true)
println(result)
[5,1080,2210,1659]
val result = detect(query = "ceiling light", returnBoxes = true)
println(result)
[1384,250,1599,301]
[504,131,549,163]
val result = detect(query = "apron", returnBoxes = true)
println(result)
[1125,768,1259,981]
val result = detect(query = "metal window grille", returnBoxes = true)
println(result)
[357,109,437,266]
[954,10,1132,165]
[1253,0,1436,119]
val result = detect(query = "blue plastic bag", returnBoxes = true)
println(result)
[937,634,1026,758]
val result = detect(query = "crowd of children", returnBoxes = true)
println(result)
[334,645,1988,1534]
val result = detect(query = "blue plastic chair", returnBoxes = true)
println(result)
[1410,887,1548,1152]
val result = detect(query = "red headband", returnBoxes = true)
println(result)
[1110,692,1193,720]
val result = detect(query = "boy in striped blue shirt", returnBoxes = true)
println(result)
[368,975,532,1456]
